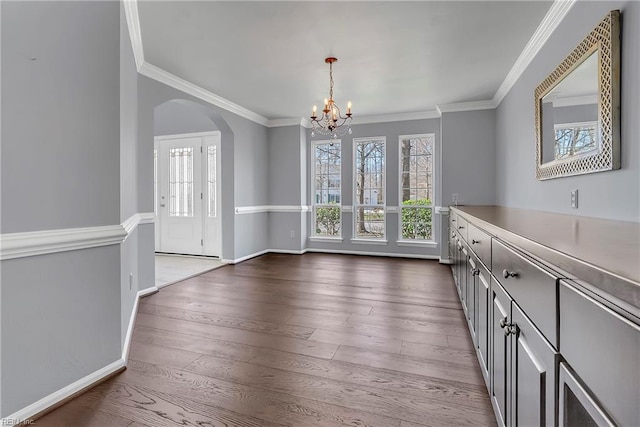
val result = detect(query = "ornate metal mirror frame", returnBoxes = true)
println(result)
[535,10,620,180]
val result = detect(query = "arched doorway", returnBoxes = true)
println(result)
[153,100,222,257]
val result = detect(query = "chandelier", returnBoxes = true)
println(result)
[310,57,352,138]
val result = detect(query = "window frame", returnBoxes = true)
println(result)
[397,133,436,244]
[352,136,387,242]
[311,139,343,240]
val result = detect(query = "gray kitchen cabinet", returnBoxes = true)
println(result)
[559,280,639,426]
[491,278,511,427]
[477,260,491,387]
[511,301,557,427]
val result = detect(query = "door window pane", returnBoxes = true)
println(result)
[169,147,194,217]
[207,145,217,217]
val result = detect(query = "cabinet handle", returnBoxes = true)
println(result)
[458,226,464,230]
[499,317,517,335]
[502,269,518,279]
[504,325,517,336]
[470,268,480,276]
[472,239,480,244]
[458,246,463,252]
[499,317,508,328]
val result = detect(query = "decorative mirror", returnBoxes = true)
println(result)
[535,10,620,180]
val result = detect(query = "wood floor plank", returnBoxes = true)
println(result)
[347,312,468,336]
[333,345,486,387]
[183,353,494,426]
[122,359,402,427]
[137,302,316,339]
[78,380,283,427]
[39,253,494,426]
[242,345,491,409]
[308,328,404,354]
[35,402,134,427]
[135,312,338,359]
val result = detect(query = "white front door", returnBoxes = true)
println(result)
[154,132,222,257]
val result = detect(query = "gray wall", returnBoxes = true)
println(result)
[268,125,305,252]
[0,1,120,234]
[154,101,219,136]
[496,1,640,222]
[119,2,144,348]
[0,1,123,416]
[441,109,497,207]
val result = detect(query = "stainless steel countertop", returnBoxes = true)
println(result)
[451,205,640,316]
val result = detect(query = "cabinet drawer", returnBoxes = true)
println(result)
[468,223,491,269]
[456,216,468,241]
[492,239,558,347]
[560,281,640,427]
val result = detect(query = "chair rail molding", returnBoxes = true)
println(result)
[0,212,155,260]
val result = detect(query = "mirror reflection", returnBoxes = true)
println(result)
[540,50,599,164]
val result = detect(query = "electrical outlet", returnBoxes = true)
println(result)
[290,230,295,238]
[452,193,459,204]
[570,189,578,209]
[129,273,133,290]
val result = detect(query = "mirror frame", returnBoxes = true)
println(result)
[535,10,620,180]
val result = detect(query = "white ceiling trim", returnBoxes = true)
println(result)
[493,0,577,106]
[437,100,498,115]
[351,111,441,125]
[266,118,308,128]
[123,0,144,70]
[139,62,270,126]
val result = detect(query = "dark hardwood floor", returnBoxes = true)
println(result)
[35,253,495,427]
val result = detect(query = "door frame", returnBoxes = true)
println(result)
[154,131,222,257]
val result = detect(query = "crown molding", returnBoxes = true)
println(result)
[351,110,441,125]
[139,62,270,127]
[123,0,144,70]
[493,0,577,105]
[266,118,307,128]
[436,100,498,115]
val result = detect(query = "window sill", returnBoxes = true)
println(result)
[396,240,438,247]
[309,236,344,242]
[350,238,388,245]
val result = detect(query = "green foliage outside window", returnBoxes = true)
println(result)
[315,205,341,236]
[401,199,432,240]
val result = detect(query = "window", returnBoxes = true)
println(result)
[207,145,217,217]
[168,147,194,217]
[354,137,386,239]
[312,140,341,237]
[399,134,434,240]
[554,121,598,160]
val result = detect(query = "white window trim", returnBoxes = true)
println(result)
[398,133,436,243]
[353,136,387,241]
[311,139,342,239]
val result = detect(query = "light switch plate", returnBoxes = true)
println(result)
[570,189,578,208]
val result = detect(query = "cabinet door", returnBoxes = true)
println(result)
[467,253,478,338]
[491,279,512,427]
[460,247,469,311]
[511,303,557,427]
[477,264,491,388]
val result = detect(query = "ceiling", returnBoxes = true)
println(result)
[137,1,553,121]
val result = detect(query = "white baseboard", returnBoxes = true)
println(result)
[268,248,308,255]
[439,258,454,265]
[305,247,440,260]
[2,359,125,425]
